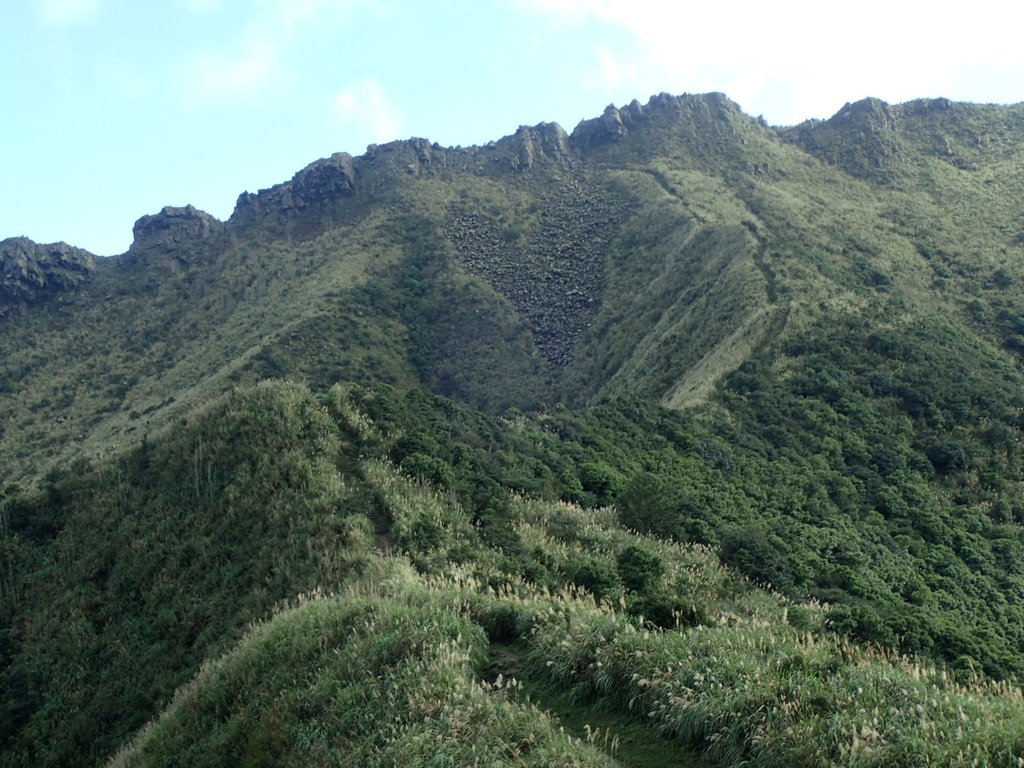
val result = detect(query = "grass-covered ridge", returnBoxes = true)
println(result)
[113,559,1024,767]
[3,380,1024,766]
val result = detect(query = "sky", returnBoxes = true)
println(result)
[3,0,1023,256]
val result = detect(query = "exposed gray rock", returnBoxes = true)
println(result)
[130,205,222,253]
[444,183,621,367]
[570,92,744,151]
[571,104,629,149]
[510,122,574,169]
[232,152,358,223]
[0,236,95,310]
[360,137,451,179]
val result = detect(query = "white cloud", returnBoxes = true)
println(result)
[330,78,402,144]
[586,46,639,93]
[512,0,1024,124]
[33,0,101,25]
[272,0,385,32]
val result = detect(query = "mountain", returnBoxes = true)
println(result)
[3,93,1024,767]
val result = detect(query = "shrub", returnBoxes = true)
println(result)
[578,462,624,505]
[571,558,622,602]
[720,528,796,593]
[617,545,664,593]
[400,452,454,488]
[926,441,970,474]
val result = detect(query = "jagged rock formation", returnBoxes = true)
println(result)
[0,236,95,312]
[130,205,221,254]
[365,137,449,176]
[570,100,646,149]
[569,92,746,155]
[216,94,755,244]
[233,152,358,223]
[497,123,574,170]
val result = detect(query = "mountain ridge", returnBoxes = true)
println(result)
[7,91,1018,264]
[5,90,1024,767]
[4,91,1024,486]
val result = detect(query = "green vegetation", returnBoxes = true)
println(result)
[4,93,1024,765]
[4,382,1024,766]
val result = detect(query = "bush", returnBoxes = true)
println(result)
[578,462,624,505]
[720,528,796,593]
[926,441,970,474]
[617,545,664,593]
[571,558,622,602]
[400,452,454,488]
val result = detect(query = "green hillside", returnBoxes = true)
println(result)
[3,93,1024,766]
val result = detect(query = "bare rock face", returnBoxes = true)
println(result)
[569,92,743,151]
[570,103,632,150]
[364,137,448,177]
[511,122,574,169]
[126,204,222,273]
[0,237,95,311]
[131,205,222,252]
[232,152,358,223]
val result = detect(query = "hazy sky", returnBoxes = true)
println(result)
[4,0,1023,255]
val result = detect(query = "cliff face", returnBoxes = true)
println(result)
[126,205,223,274]
[130,205,222,252]
[0,236,95,313]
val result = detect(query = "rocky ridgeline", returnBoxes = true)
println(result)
[128,205,222,269]
[569,91,747,151]
[445,183,619,367]
[485,123,575,171]
[221,93,749,238]
[0,237,95,312]
[789,96,1024,177]
[232,153,358,225]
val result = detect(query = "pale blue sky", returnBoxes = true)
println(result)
[4,0,1023,255]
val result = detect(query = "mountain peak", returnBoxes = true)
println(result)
[782,95,904,181]
[831,96,894,121]
[131,205,221,250]
[570,91,751,153]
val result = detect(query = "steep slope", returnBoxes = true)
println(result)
[0,94,790,482]
[6,93,1024,487]
[5,92,1024,765]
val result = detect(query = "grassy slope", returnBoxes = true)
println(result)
[3,381,1024,767]
[5,95,1024,765]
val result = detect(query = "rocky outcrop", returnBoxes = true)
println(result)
[571,102,641,150]
[1,237,95,310]
[364,137,449,177]
[490,122,575,170]
[517,122,572,168]
[222,93,757,237]
[570,92,743,151]
[232,152,358,225]
[130,205,222,253]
